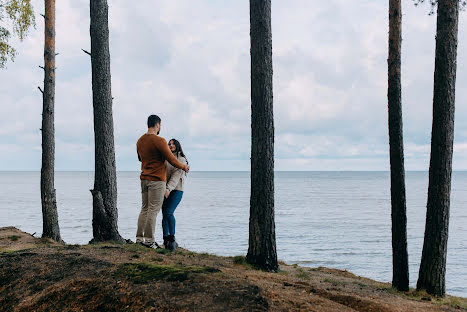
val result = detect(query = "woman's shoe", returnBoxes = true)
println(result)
[168,235,177,251]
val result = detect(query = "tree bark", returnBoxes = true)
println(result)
[246,0,278,272]
[387,0,409,292]
[41,0,62,243]
[417,0,459,297]
[89,0,124,243]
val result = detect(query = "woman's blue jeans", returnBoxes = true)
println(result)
[162,190,183,237]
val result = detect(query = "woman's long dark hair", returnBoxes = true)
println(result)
[170,139,188,165]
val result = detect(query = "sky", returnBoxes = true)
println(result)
[0,0,466,171]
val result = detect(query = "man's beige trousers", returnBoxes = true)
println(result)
[136,180,166,244]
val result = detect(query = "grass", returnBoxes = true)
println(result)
[64,244,81,250]
[8,235,19,241]
[233,256,247,265]
[382,286,467,310]
[322,278,347,287]
[114,263,219,283]
[296,268,311,280]
[231,256,268,271]
[155,248,171,254]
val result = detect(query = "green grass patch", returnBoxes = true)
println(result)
[199,252,212,258]
[122,244,151,253]
[355,282,367,288]
[114,263,219,283]
[64,244,81,250]
[155,248,171,254]
[8,235,19,241]
[231,256,264,271]
[233,256,247,265]
[388,289,467,310]
[296,268,311,280]
[322,278,347,287]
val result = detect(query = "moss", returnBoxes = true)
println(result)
[114,263,220,283]
[8,235,19,241]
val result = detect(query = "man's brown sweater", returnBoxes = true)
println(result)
[136,133,186,182]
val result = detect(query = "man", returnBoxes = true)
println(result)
[136,115,189,248]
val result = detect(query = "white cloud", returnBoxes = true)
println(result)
[1,0,467,171]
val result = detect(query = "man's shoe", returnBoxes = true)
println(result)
[143,241,160,249]
[163,236,169,249]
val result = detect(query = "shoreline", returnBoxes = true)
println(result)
[1,226,466,311]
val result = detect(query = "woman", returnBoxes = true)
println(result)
[162,138,188,251]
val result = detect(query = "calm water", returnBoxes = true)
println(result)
[0,171,465,297]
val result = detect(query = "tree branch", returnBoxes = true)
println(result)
[39,65,44,70]
[40,13,45,19]
[82,49,92,56]
[38,86,44,94]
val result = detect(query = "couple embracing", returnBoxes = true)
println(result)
[135,115,190,250]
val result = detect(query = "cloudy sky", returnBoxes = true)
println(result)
[1,0,466,171]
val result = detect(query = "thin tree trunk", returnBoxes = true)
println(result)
[387,0,409,292]
[41,0,62,243]
[417,0,459,297]
[89,0,124,243]
[246,0,278,272]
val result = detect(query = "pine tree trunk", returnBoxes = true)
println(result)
[387,0,409,292]
[417,0,459,297]
[41,0,62,243]
[246,0,278,272]
[89,0,124,243]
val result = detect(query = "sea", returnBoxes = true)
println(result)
[0,171,465,297]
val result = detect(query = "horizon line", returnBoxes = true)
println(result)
[2,170,467,173]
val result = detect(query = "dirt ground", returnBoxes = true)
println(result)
[1,227,466,312]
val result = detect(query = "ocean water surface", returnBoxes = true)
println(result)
[0,171,465,297]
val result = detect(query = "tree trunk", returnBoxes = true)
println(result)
[89,0,124,243]
[246,0,278,272]
[387,0,409,292]
[41,0,62,243]
[417,0,459,297]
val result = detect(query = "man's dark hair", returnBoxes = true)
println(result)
[147,115,161,128]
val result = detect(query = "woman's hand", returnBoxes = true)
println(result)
[165,189,170,198]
